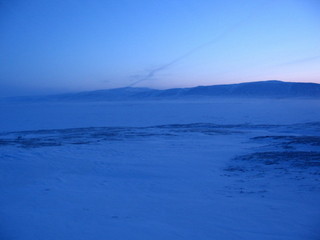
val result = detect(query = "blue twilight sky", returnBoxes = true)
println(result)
[0,0,319,97]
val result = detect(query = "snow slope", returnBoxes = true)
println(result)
[0,99,319,240]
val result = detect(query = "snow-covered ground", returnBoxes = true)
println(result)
[0,99,319,239]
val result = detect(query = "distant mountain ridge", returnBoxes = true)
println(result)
[6,80,320,102]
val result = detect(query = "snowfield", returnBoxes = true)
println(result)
[0,99,319,240]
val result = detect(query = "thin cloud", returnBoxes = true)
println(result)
[127,25,240,87]
[127,1,269,87]
[275,55,320,67]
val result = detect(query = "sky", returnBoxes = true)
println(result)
[0,0,319,97]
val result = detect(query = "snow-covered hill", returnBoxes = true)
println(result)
[5,80,320,102]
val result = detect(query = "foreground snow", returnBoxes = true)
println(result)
[0,99,319,239]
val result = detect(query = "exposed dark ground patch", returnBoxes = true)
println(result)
[222,122,320,195]
[232,151,320,169]
[0,122,319,156]
[225,124,320,182]
[0,123,241,148]
[251,135,320,150]
[1,122,281,148]
[224,149,320,195]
